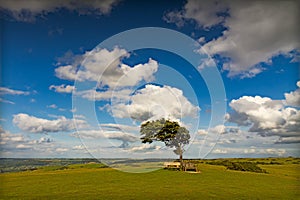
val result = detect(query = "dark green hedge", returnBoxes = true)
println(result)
[207,160,267,173]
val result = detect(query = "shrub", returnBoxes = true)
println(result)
[207,160,267,173]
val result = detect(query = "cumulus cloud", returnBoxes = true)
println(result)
[100,123,139,132]
[0,0,120,22]
[13,113,87,133]
[49,84,75,93]
[165,0,300,78]
[111,84,200,122]
[72,145,85,150]
[0,130,25,145]
[275,136,300,144]
[16,144,32,149]
[127,144,162,153]
[74,56,158,101]
[55,48,162,115]
[197,57,216,70]
[212,148,228,154]
[55,47,158,89]
[116,59,159,87]
[0,87,30,95]
[164,0,227,29]
[71,129,139,148]
[226,95,300,137]
[30,137,53,144]
[55,47,128,83]
[56,147,68,152]
[211,147,287,157]
[284,81,300,107]
[77,88,131,101]
[198,125,241,136]
[0,126,53,153]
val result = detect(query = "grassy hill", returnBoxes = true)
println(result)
[0,158,299,199]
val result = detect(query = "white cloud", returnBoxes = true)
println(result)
[197,57,216,70]
[208,141,288,157]
[0,87,29,95]
[275,136,300,144]
[55,47,159,92]
[164,0,227,29]
[197,129,208,136]
[202,1,300,78]
[226,95,300,137]
[0,98,15,104]
[284,81,300,107]
[0,130,26,145]
[13,113,87,133]
[265,148,286,156]
[165,0,300,78]
[49,84,75,93]
[0,126,92,157]
[16,144,32,149]
[55,47,128,83]
[116,59,159,87]
[73,114,86,120]
[55,48,161,112]
[29,137,53,144]
[208,125,226,135]
[111,84,200,122]
[0,87,31,104]
[0,126,53,152]
[197,125,241,138]
[212,148,228,154]
[71,129,139,148]
[56,147,68,152]
[47,104,57,109]
[72,145,85,150]
[73,129,138,141]
[100,123,139,132]
[103,131,138,143]
[0,0,120,22]
[56,48,158,90]
[56,65,76,78]
[77,88,131,101]
[127,144,162,153]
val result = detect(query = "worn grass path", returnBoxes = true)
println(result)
[0,163,299,199]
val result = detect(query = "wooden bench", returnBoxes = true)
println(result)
[164,162,181,170]
[183,162,198,172]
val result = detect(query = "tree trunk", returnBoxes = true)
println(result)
[179,147,183,171]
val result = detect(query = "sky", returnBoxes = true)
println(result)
[0,0,299,160]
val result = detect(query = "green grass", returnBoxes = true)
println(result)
[39,163,107,171]
[0,160,299,199]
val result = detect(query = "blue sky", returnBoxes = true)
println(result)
[0,0,299,159]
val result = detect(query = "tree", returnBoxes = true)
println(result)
[140,118,190,170]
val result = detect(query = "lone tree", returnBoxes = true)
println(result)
[140,118,190,170]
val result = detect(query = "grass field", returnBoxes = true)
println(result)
[0,158,299,199]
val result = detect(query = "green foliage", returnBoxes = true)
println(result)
[140,118,190,149]
[39,163,107,171]
[206,160,267,173]
[140,118,190,170]
[0,158,107,173]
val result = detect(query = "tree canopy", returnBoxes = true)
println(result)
[140,118,190,169]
